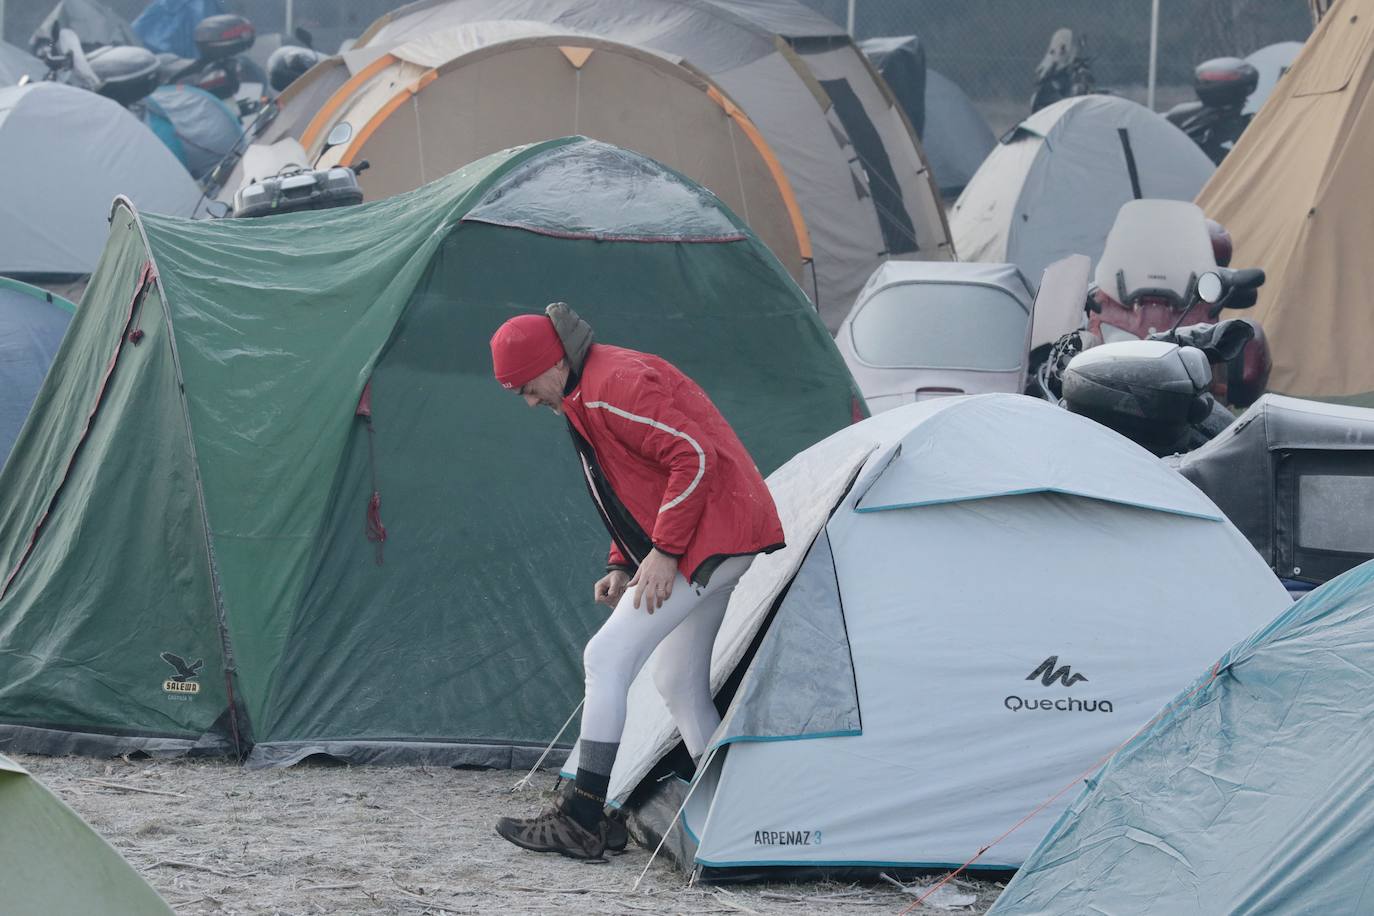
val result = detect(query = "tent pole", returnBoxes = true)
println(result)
[1147,0,1160,110]
[847,0,857,37]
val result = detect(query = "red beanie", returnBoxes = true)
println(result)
[490,314,565,389]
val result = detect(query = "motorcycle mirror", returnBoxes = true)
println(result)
[1197,271,1225,304]
[324,122,353,151]
[295,26,314,49]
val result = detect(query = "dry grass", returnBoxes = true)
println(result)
[15,753,1004,915]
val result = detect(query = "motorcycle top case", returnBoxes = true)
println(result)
[1194,57,1259,108]
[194,14,254,60]
[86,45,161,106]
[1061,340,1212,446]
[233,166,363,219]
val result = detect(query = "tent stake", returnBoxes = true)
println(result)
[634,745,720,892]
[510,698,584,792]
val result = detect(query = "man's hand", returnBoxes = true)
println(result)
[629,549,678,614]
[594,570,630,608]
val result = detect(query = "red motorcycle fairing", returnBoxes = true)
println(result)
[1088,288,1270,407]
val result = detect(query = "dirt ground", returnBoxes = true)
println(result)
[16,754,1004,915]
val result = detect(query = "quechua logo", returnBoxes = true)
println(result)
[1005,655,1112,713]
[1027,655,1087,687]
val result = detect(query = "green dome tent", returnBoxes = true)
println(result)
[1,754,173,914]
[0,137,860,768]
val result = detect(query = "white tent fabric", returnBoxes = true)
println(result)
[351,0,954,327]
[1243,41,1304,116]
[836,261,1035,413]
[591,394,1289,873]
[0,41,45,85]
[950,95,1215,284]
[299,23,810,287]
[0,83,200,276]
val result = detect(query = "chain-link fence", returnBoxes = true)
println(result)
[4,0,1313,133]
[801,0,1312,132]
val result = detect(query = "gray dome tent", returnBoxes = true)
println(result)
[950,95,1215,283]
[0,82,200,277]
[0,41,44,85]
[922,69,996,197]
[860,36,995,198]
[242,0,954,326]
[32,0,140,50]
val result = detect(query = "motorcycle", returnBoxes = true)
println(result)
[32,13,263,116]
[152,14,265,114]
[228,129,367,219]
[1039,271,1262,457]
[1164,57,1258,163]
[1080,198,1270,407]
[33,21,161,106]
[1031,199,1270,456]
[1031,28,1097,113]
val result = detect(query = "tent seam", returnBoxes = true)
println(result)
[114,196,249,759]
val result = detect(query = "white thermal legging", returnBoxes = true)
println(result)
[580,555,752,759]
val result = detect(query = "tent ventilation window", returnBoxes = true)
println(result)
[356,381,387,565]
[819,78,917,255]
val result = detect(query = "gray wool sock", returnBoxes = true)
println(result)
[566,740,619,832]
[579,739,619,777]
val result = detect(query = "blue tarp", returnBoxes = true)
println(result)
[132,0,223,58]
[989,559,1374,915]
[1,279,74,466]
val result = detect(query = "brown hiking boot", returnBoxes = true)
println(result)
[495,801,608,861]
[605,807,628,853]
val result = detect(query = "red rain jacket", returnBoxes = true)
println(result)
[562,344,785,582]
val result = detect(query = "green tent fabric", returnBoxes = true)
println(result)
[0,753,173,914]
[0,137,861,768]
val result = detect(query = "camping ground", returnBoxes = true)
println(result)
[14,754,1001,914]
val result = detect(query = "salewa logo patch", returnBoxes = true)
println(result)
[1026,656,1087,687]
[161,652,202,695]
[754,830,822,846]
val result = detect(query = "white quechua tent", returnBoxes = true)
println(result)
[951,95,1214,283]
[565,394,1289,874]
[989,559,1374,915]
[268,0,952,326]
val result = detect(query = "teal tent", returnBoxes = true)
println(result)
[990,560,1374,914]
[1,278,75,466]
[0,137,860,768]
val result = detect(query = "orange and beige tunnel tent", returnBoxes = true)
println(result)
[285,23,812,291]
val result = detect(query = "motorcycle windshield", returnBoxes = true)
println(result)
[1092,199,1216,307]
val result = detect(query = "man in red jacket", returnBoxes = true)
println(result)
[489,304,785,860]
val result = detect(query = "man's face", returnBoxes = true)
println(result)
[518,361,568,414]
